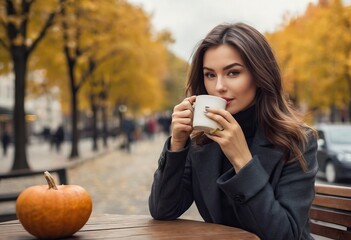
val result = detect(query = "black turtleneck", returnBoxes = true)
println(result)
[220,104,257,226]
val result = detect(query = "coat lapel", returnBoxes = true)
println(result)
[250,128,285,187]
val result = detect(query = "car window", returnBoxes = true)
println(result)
[329,127,351,144]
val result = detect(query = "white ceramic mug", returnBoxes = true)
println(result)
[192,95,226,133]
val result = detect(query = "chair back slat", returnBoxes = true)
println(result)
[310,222,351,240]
[310,184,351,239]
[315,184,351,198]
[310,207,351,227]
[313,194,351,211]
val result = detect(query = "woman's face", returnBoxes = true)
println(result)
[203,44,257,115]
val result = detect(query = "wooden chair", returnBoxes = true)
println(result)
[310,183,351,240]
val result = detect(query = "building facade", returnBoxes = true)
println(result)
[0,71,63,138]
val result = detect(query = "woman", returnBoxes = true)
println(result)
[149,23,318,240]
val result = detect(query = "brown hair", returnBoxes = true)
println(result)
[186,23,315,170]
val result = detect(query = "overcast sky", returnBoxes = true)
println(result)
[128,0,322,61]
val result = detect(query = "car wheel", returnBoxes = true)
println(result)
[325,161,337,183]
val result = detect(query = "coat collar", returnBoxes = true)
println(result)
[192,127,284,222]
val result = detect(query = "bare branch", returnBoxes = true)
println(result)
[27,14,54,54]
[76,49,119,90]
[77,57,96,90]
[60,0,72,60]
[27,0,66,54]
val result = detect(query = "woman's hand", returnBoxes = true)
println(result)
[170,96,196,151]
[204,108,252,172]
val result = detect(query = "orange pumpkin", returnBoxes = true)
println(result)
[16,171,93,239]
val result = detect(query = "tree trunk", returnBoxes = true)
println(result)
[11,47,29,170]
[69,88,79,159]
[91,94,98,152]
[4,0,58,169]
[101,103,108,148]
[67,58,79,159]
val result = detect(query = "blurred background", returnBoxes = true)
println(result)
[0,0,351,224]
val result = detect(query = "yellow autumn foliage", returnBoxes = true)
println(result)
[267,0,351,112]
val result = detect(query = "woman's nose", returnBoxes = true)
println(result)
[215,76,227,92]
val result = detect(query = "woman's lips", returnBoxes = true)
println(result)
[222,97,234,106]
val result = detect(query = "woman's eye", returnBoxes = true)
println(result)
[228,70,240,77]
[204,72,216,78]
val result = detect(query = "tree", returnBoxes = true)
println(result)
[57,0,170,158]
[58,0,122,158]
[267,0,351,122]
[0,0,63,170]
[82,3,171,150]
[23,0,171,156]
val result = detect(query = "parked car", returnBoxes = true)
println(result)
[315,124,351,183]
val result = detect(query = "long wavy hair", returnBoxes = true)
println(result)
[186,22,315,171]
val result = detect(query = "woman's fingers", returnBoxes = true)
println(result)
[174,97,195,113]
[204,108,236,129]
[172,115,193,125]
[171,96,196,133]
[170,96,196,151]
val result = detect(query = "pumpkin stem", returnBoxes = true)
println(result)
[44,171,58,190]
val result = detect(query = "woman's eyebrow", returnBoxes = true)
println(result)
[203,63,243,71]
[223,63,243,70]
[203,66,214,71]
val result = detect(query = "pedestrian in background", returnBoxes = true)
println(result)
[146,115,157,140]
[41,127,51,143]
[54,125,64,153]
[149,23,318,240]
[120,114,136,153]
[158,111,172,136]
[1,129,11,157]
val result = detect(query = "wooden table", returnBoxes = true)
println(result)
[0,214,259,239]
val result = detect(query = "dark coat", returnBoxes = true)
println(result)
[1,132,10,146]
[149,128,318,240]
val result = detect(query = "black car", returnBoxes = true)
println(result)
[316,124,351,183]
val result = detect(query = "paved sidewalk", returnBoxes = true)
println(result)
[0,134,201,220]
[0,137,122,173]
